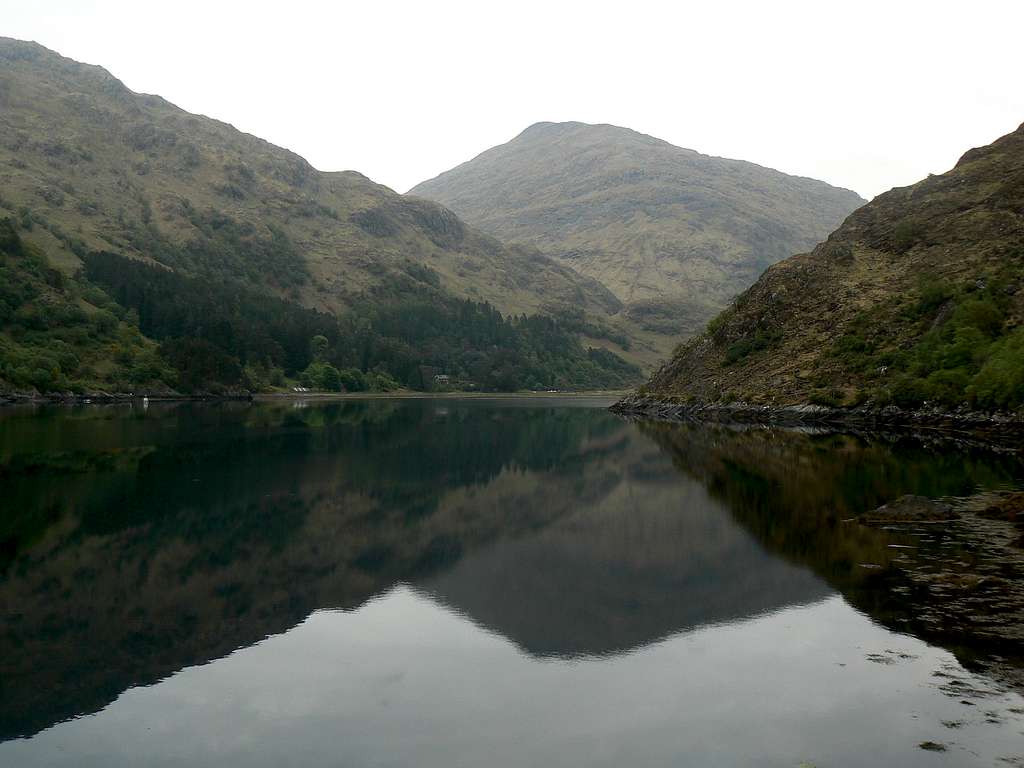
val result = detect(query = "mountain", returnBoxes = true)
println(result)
[410,121,864,343]
[0,39,642,393]
[622,122,1024,414]
[422,463,829,658]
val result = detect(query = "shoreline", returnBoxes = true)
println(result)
[639,413,1024,696]
[611,394,1024,446]
[254,390,628,401]
[0,392,254,406]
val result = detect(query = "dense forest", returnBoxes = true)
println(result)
[0,218,641,396]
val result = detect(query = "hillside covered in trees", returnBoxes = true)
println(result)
[0,220,639,394]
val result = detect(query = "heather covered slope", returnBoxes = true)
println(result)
[410,121,864,340]
[629,123,1024,414]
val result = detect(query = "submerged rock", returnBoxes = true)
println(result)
[979,492,1024,523]
[860,495,958,524]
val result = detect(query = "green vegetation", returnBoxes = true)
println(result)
[125,207,307,289]
[83,249,337,384]
[891,219,925,253]
[0,219,169,393]
[808,388,845,408]
[0,210,641,396]
[549,306,631,350]
[340,291,641,392]
[724,327,782,366]
[830,275,1023,410]
[79,249,641,394]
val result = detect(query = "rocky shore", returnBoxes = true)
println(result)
[611,394,1024,445]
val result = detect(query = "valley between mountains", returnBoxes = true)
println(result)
[3,36,1021,422]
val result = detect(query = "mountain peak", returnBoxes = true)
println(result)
[518,120,587,135]
[514,120,680,149]
[409,122,864,350]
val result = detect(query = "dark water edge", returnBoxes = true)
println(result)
[612,394,1024,447]
[633,418,1024,696]
[2,398,1023,765]
[613,397,1024,684]
[0,392,254,406]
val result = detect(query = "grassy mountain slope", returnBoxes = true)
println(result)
[410,121,864,341]
[0,38,642,392]
[0,39,624,320]
[633,122,1024,413]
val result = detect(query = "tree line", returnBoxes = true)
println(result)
[81,249,641,393]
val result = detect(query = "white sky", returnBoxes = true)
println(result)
[3,0,1023,200]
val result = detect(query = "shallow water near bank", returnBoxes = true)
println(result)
[2,397,1023,766]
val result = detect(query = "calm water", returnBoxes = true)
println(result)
[1,397,1023,767]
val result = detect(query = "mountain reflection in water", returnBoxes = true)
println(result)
[420,470,829,659]
[1,398,1022,765]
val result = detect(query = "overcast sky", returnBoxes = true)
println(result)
[4,0,1023,200]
